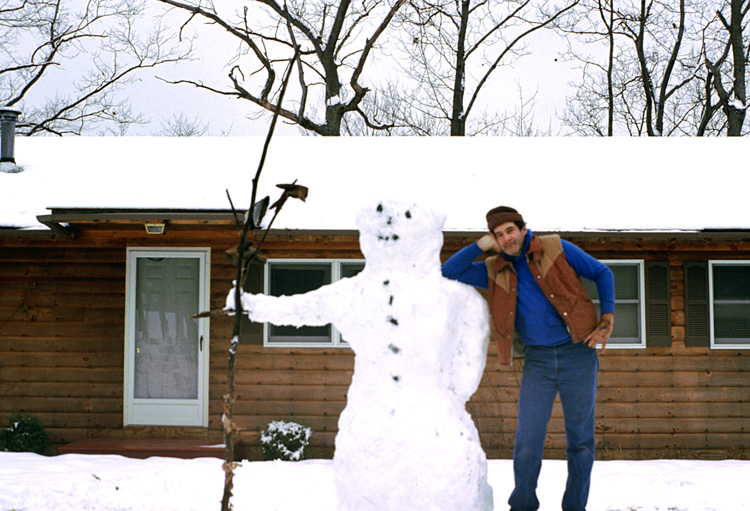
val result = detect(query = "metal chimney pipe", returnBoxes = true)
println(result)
[0,108,21,163]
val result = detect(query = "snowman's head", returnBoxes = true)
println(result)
[356,200,446,271]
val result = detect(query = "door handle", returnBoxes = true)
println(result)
[199,335,204,352]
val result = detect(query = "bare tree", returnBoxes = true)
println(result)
[561,0,699,136]
[560,0,747,136]
[554,0,613,135]
[390,0,579,136]
[156,0,407,136]
[497,83,555,135]
[629,0,691,135]
[156,112,210,135]
[337,80,447,135]
[561,62,613,135]
[702,0,748,136]
[0,0,191,135]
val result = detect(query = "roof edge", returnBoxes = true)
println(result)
[0,226,57,238]
[445,229,750,240]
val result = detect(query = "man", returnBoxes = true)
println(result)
[442,206,615,511]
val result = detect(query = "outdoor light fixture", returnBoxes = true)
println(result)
[144,223,167,235]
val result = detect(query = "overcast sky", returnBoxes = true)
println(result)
[116,1,583,137]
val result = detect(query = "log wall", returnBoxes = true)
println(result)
[1,228,748,460]
[0,224,240,446]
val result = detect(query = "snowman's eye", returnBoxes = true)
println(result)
[377,204,383,213]
[405,211,412,219]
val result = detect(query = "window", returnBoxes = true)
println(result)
[581,260,646,348]
[263,259,365,347]
[710,261,750,349]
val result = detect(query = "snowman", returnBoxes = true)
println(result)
[231,200,493,511]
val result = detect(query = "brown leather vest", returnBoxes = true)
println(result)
[486,234,598,366]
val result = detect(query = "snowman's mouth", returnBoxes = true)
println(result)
[377,232,400,243]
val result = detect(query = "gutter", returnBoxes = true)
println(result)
[30,208,249,239]
[1,209,249,239]
[41,208,247,222]
[0,227,65,238]
[262,228,750,241]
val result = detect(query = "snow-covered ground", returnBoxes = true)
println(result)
[0,452,747,511]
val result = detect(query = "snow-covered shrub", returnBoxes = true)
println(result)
[260,420,313,461]
[0,412,50,454]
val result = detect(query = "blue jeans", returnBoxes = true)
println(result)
[508,342,599,511]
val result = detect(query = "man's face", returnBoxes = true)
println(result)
[492,221,527,257]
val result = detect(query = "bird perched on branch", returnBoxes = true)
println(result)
[270,180,308,212]
[225,243,267,267]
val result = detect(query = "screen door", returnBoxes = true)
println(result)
[124,248,210,426]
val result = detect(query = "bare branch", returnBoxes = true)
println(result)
[156,0,403,135]
[465,1,580,124]
[351,0,408,98]
[2,0,193,135]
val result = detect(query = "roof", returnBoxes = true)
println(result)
[1,136,748,234]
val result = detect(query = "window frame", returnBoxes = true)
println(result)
[262,258,365,348]
[708,260,750,349]
[587,259,647,350]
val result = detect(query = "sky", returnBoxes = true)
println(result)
[1,452,748,511]
[126,28,577,137]
[130,3,580,136]
[11,1,746,137]
[16,0,582,137]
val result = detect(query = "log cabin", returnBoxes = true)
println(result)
[1,130,748,460]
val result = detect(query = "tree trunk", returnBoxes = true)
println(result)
[450,0,471,136]
[635,0,656,136]
[726,0,747,136]
[604,0,615,136]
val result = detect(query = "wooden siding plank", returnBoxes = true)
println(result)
[595,387,749,403]
[0,397,122,414]
[230,354,355,371]
[594,402,750,419]
[596,370,748,387]
[221,370,355,386]
[598,354,750,372]
[0,338,123,353]
[0,382,122,398]
[1,367,123,383]
[3,352,122,368]
[220,385,350,402]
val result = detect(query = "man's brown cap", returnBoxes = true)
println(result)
[486,206,525,232]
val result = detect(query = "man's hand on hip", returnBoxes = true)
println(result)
[584,312,614,352]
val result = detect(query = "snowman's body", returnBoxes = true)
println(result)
[237,200,493,511]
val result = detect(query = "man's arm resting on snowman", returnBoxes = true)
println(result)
[225,281,345,327]
[441,242,489,289]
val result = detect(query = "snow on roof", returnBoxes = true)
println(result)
[1,136,747,233]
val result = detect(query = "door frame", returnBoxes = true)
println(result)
[123,247,211,427]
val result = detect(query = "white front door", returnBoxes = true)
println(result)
[124,248,210,426]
